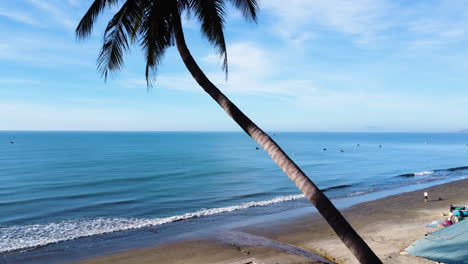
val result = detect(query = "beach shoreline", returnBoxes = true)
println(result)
[67,179,468,264]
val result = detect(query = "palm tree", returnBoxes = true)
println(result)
[76,1,382,263]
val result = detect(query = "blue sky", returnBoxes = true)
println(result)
[1,0,468,132]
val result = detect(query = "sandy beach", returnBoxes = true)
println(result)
[70,179,468,264]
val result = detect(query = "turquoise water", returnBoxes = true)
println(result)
[1,132,468,258]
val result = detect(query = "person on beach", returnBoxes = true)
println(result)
[424,191,428,202]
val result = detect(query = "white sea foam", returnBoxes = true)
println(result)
[415,176,444,184]
[414,170,434,176]
[347,189,375,197]
[0,194,305,254]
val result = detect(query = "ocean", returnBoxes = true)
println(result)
[1,131,468,263]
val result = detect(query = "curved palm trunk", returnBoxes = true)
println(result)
[173,16,381,264]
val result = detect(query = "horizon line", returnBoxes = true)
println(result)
[0,130,464,133]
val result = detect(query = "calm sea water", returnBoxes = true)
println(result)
[1,131,468,257]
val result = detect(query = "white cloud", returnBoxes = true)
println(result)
[405,9,468,48]
[128,42,322,97]
[66,0,83,8]
[0,8,38,25]
[203,42,321,96]
[120,75,200,93]
[261,0,393,45]
[0,35,94,68]
[27,0,76,29]
[121,38,468,132]
[203,42,273,77]
[261,0,468,48]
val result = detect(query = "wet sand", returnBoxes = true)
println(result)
[71,179,468,264]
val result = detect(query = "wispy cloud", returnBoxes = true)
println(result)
[202,42,322,96]
[121,75,200,93]
[27,0,76,30]
[2,0,468,132]
[404,3,468,49]
[0,34,95,68]
[66,0,83,8]
[261,0,468,49]
[262,0,394,45]
[127,42,321,97]
[0,8,38,25]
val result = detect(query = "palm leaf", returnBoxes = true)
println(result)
[139,0,177,86]
[76,0,121,39]
[229,0,258,21]
[97,0,142,80]
[190,0,228,78]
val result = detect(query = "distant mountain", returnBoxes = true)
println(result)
[459,130,468,133]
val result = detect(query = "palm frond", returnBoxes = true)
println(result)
[139,0,177,86]
[76,0,121,39]
[190,0,228,78]
[179,0,192,21]
[79,0,259,86]
[177,0,191,11]
[228,0,258,21]
[97,0,142,80]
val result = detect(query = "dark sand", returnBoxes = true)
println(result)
[71,179,468,264]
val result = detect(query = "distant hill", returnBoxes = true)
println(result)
[459,130,468,133]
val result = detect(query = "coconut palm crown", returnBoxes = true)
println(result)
[77,0,256,84]
[76,1,382,263]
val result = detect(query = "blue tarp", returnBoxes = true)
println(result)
[406,220,468,264]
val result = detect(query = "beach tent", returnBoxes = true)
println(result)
[406,220,468,264]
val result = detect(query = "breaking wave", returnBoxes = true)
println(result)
[398,170,435,177]
[0,194,305,255]
[397,166,468,178]
[415,170,434,176]
[347,189,376,197]
[3,165,467,255]
[321,184,353,192]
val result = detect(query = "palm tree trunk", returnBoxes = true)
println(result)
[173,15,382,264]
